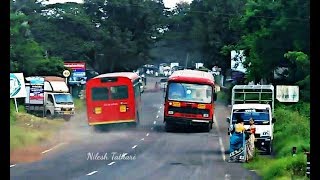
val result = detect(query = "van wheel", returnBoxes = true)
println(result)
[46,111,53,119]
[63,116,71,121]
[266,141,273,155]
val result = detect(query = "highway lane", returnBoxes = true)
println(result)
[10,77,261,180]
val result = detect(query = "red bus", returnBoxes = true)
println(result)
[163,70,217,132]
[86,72,143,128]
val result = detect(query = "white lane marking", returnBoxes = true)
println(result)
[141,138,145,141]
[108,162,115,166]
[41,142,67,154]
[132,145,138,149]
[213,116,226,161]
[151,127,154,130]
[156,115,159,118]
[225,174,231,180]
[159,106,162,109]
[146,133,149,136]
[249,170,256,172]
[10,164,16,168]
[86,171,98,176]
[158,110,161,113]
[153,121,156,124]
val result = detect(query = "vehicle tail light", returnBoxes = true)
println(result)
[120,105,127,112]
[203,114,209,117]
[168,111,174,114]
[94,107,102,114]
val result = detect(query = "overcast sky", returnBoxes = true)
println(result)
[46,0,193,9]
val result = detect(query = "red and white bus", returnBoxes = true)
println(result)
[163,70,217,132]
[86,72,143,128]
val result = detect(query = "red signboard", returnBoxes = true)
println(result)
[64,62,86,70]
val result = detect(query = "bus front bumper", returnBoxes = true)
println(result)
[164,116,211,126]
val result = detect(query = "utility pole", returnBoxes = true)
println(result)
[185,53,189,68]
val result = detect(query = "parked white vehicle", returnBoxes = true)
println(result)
[226,85,276,154]
[25,76,75,121]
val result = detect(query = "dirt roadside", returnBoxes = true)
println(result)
[10,111,89,164]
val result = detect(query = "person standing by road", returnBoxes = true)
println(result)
[229,117,246,153]
[246,118,256,161]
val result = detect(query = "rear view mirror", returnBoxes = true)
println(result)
[226,117,230,123]
[213,93,217,101]
[272,118,276,123]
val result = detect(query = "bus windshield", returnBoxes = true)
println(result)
[232,109,270,125]
[167,83,212,103]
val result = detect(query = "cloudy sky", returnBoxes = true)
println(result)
[46,0,193,9]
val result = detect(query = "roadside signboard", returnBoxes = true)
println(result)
[276,85,299,102]
[10,73,27,98]
[10,73,27,112]
[26,77,45,105]
[64,62,86,85]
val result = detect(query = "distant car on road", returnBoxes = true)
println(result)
[159,78,168,89]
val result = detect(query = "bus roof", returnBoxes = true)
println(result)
[168,70,215,85]
[94,72,139,81]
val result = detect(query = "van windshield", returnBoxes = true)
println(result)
[232,109,270,125]
[54,94,74,105]
[167,83,212,103]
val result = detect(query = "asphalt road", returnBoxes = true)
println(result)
[10,77,261,180]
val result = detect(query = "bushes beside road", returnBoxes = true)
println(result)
[244,102,310,179]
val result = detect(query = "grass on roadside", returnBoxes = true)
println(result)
[74,98,85,111]
[243,103,310,180]
[10,112,64,152]
[244,154,309,180]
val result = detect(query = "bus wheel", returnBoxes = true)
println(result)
[165,122,173,132]
[205,123,210,132]
[93,125,102,132]
[132,112,140,127]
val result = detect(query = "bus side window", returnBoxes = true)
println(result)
[134,84,140,98]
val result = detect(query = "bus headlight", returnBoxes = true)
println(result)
[168,111,174,114]
[203,114,209,117]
